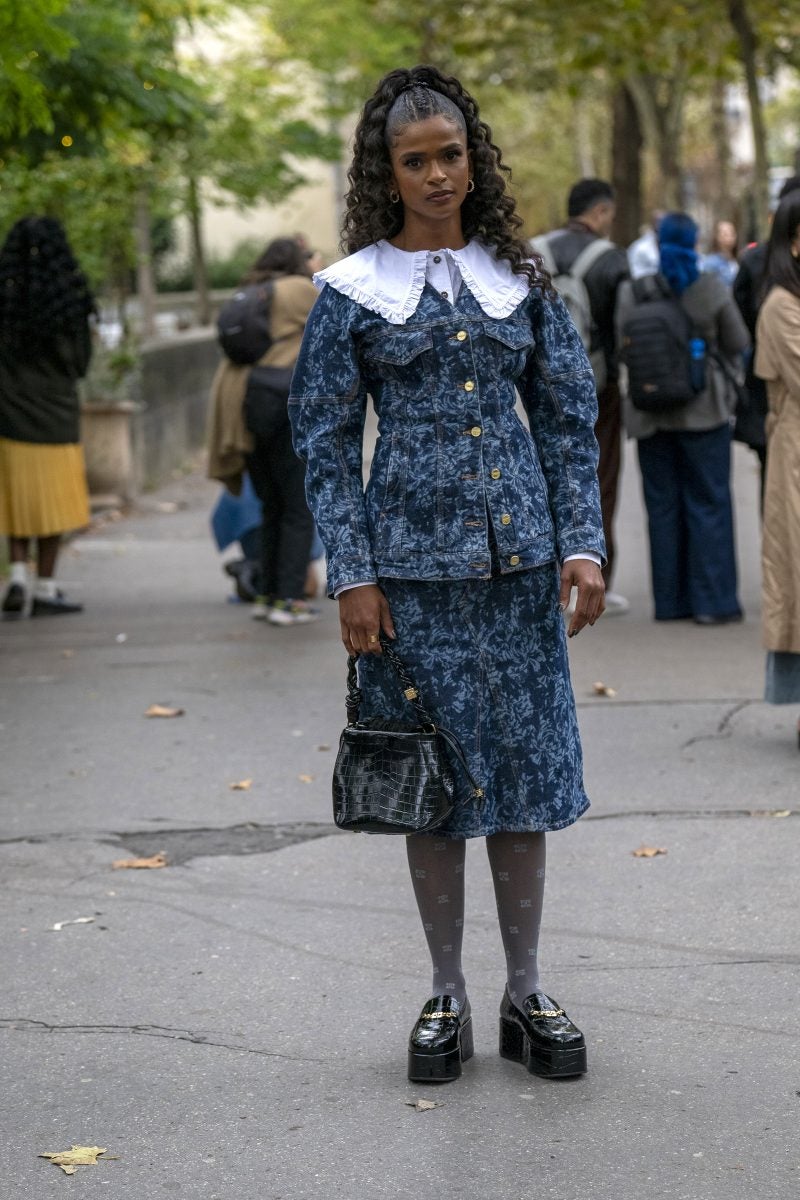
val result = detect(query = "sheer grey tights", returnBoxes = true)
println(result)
[406,830,546,1007]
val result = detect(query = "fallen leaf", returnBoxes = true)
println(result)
[52,917,95,931]
[632,845,668,858]
[592,680,617,698]
[405,1099,441,1111]
[61,649,75,659]
[112,853,168,870]
[156,500,179,513]
[298,773,314,784]
[229,778,253,791]
[771,810,791,819]
[143,704,184,718]
[39,1145,107,1175]
[317,744,331,752]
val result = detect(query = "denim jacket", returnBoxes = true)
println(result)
[289,266,605,597]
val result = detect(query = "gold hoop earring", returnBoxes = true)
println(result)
[466,179,475,193]
[389,189,400,204]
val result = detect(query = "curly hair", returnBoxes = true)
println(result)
[342,65,547,291]
[0,217,95,350]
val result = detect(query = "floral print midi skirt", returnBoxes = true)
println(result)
[357,564,590,838]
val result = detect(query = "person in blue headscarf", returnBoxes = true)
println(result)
[615,212,750,623]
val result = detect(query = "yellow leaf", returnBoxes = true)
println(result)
[298,773,314,783]
[40,1145,107,1174]
[771,810,791,819]
[112,853,168,870]
[592,681,617,697]
[144,704,184,718]
[632,845,668,858]
[406,1099,441,1111]
[229,778,253,791]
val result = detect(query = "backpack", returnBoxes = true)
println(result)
[619,274,704,413]
[216,280,275,365]
[530,232,613,390]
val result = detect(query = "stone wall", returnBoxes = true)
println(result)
[135,331,220,491]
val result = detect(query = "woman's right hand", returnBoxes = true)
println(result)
[338,585,396,656]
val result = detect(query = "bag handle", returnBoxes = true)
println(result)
[344,639,484,800]
[345,637,436,728]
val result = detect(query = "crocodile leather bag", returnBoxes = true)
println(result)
[332,639,483,834]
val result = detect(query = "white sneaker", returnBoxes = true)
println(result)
[251,596,270,620]
[267,599,320,626]
[602,591,630,616]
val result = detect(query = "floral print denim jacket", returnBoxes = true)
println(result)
[289,249,606,597]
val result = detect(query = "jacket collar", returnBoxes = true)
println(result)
[314,239,530,325]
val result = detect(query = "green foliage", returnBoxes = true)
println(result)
[156,237,264,290]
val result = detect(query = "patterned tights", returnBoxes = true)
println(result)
[406,830,546,1009]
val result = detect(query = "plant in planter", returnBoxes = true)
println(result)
[80,341,144,502]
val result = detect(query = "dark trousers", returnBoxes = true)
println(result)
[595,381,622,587]
[636,425,741,621]
[245,423,314,603]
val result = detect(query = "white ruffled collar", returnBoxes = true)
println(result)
[314,239,530,324]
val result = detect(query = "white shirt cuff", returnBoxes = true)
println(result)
[334,581,374,598]
[563,552,602,567]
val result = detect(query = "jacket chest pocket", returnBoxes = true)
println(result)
[481,319,535,379]
[361,327,434,386]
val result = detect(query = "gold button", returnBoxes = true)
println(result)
[470,426,482,437]
[490,468,501,480]
[501,513,512,526]
[456,330,468,341]
[509,554,520,566]
[464,380,475,392]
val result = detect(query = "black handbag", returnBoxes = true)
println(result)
[332,638,483,835]
[243,364,294,439]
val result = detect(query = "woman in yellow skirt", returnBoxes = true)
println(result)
[0,216,94,617]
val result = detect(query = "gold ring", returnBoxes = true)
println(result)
[368,634,379,643]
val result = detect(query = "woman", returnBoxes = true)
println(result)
[290,66,605,1082]
[754,191,800,746]
[207,237,319,625]
[617,212,749,623]
[0,216,94,618]
[703,219,740,289]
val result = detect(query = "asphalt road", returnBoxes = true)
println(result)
[1,439,798,1199]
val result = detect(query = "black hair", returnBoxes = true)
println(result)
[342,64,545,291]
[245,237,307,283]
[764,190,800,302]
[778,175,800,203]
[567,179,615,219]
[0,216,94,351]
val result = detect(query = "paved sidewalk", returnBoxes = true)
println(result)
[1,442,798,1199]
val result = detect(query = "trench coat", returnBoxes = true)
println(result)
[755,285,800,654]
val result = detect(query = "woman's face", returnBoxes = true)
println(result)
[716,221,737,253]
[388,115,472,226]
[791,224,800,261]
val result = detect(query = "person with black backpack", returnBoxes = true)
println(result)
[208,237,320,626]
[616,212,750,624]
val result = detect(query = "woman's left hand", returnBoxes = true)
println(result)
[559,560,605,636]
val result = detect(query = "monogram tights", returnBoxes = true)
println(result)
[406,830,546,1009]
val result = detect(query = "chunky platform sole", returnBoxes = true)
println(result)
[499,1014,587,1078]
[408,1016,474,1082]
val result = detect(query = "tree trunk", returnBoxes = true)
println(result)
[134,187,157,340]
[710,79,733,221]
[611,83,642,244]
[627,72,687,211]
[728,0,770,237]
[574,98,596,178]
[187,174,211,326]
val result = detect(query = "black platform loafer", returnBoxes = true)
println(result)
[31,590,83,616]
[499,987,587,1078]
[408,995,473,1083]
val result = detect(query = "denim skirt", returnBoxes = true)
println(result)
[357,564,590,838]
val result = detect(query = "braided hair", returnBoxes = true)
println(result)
[342,65,546,291]
[0,217,95,352]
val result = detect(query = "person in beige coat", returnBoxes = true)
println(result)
[207,239,319,625]
[755,189,800,746]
